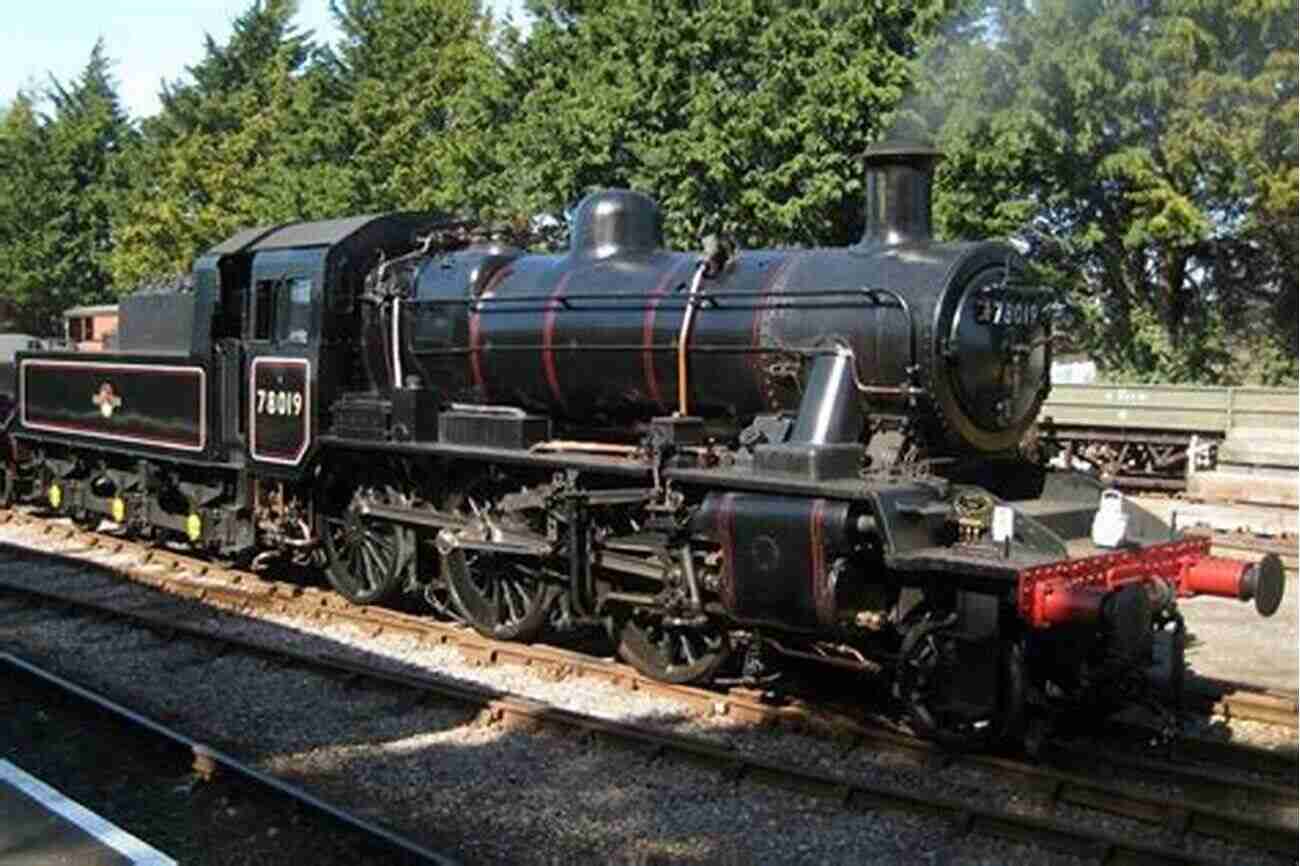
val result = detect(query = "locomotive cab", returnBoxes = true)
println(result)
[236,214,438,475]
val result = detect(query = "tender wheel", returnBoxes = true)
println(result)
[612,608,730,685]
[895,610,1026,750]
[316,472,412,606]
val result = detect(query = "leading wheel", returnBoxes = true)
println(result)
[895,610,1026,751]
[316,470,412,605]
[612,608,730,685]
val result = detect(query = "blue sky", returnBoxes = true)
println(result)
[2,0,528,120]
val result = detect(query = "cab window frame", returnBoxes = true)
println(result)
[248,274,317,346]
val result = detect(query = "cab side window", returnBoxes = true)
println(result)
[253,279,276,341]
[250,276,314,345]
[280,277,314,345]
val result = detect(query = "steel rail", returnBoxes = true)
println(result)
[0,578,1293,863]
[0,650,460,866]
[1180,680,1299,730]
[6,572,1293,813]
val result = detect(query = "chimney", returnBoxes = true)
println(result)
[859,140,942,249]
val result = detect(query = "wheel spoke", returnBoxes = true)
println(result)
[359,541,380,591]
[488,576,503,622]
[502,582,523,623]
[679,634,697,666]
[343,541,360,578]
[368,529,394,559]
[363,531,391,565]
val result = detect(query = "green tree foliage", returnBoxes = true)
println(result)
[0,43,133,334]
[923,0,1298,384]
[494,0,956,247]
[328,0,503,213]
[0,95,62,332]
[110,0,354,287]
[46,42,136,314]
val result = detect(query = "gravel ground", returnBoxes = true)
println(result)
[1180,593,1299,694]
[0,543,1293,865]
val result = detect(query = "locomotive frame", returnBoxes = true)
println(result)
[3,142,1283,751]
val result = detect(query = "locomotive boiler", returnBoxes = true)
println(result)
[396,141,1049,463]
[4,141,1283,750]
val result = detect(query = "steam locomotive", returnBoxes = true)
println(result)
[5,142,1283,748]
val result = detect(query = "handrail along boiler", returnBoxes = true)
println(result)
[5,141,1284,748]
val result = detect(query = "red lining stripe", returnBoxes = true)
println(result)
[541,271,574,409]
[469,265,515,393]
[18,419,200,448]
[809,499,833,626]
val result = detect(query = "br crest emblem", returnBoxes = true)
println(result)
[93,382,122,419]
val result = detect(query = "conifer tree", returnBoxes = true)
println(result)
[0,95,61,332]
[46,41,136,310]
[328,0,503,213]
[494,0,956,247]
[0,42,133,334]
[110,0,352,286]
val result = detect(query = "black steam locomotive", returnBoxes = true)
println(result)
[5,142,1282,748]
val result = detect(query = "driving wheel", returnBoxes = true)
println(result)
[441,480,554,641]
[317,470,413,605]
[444,548,553,641]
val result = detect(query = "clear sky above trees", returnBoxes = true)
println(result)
[0,0,528,118]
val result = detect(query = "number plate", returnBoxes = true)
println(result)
[250,357,311,465]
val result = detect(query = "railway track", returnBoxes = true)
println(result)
[0,510,1295,862]
[0,573,1294,864]
[0,508,1293,734]
[0,650,457,866]
[26,507,1300,732]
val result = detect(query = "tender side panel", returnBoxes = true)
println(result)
[19,358,206,452]
[249,357,311,466]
